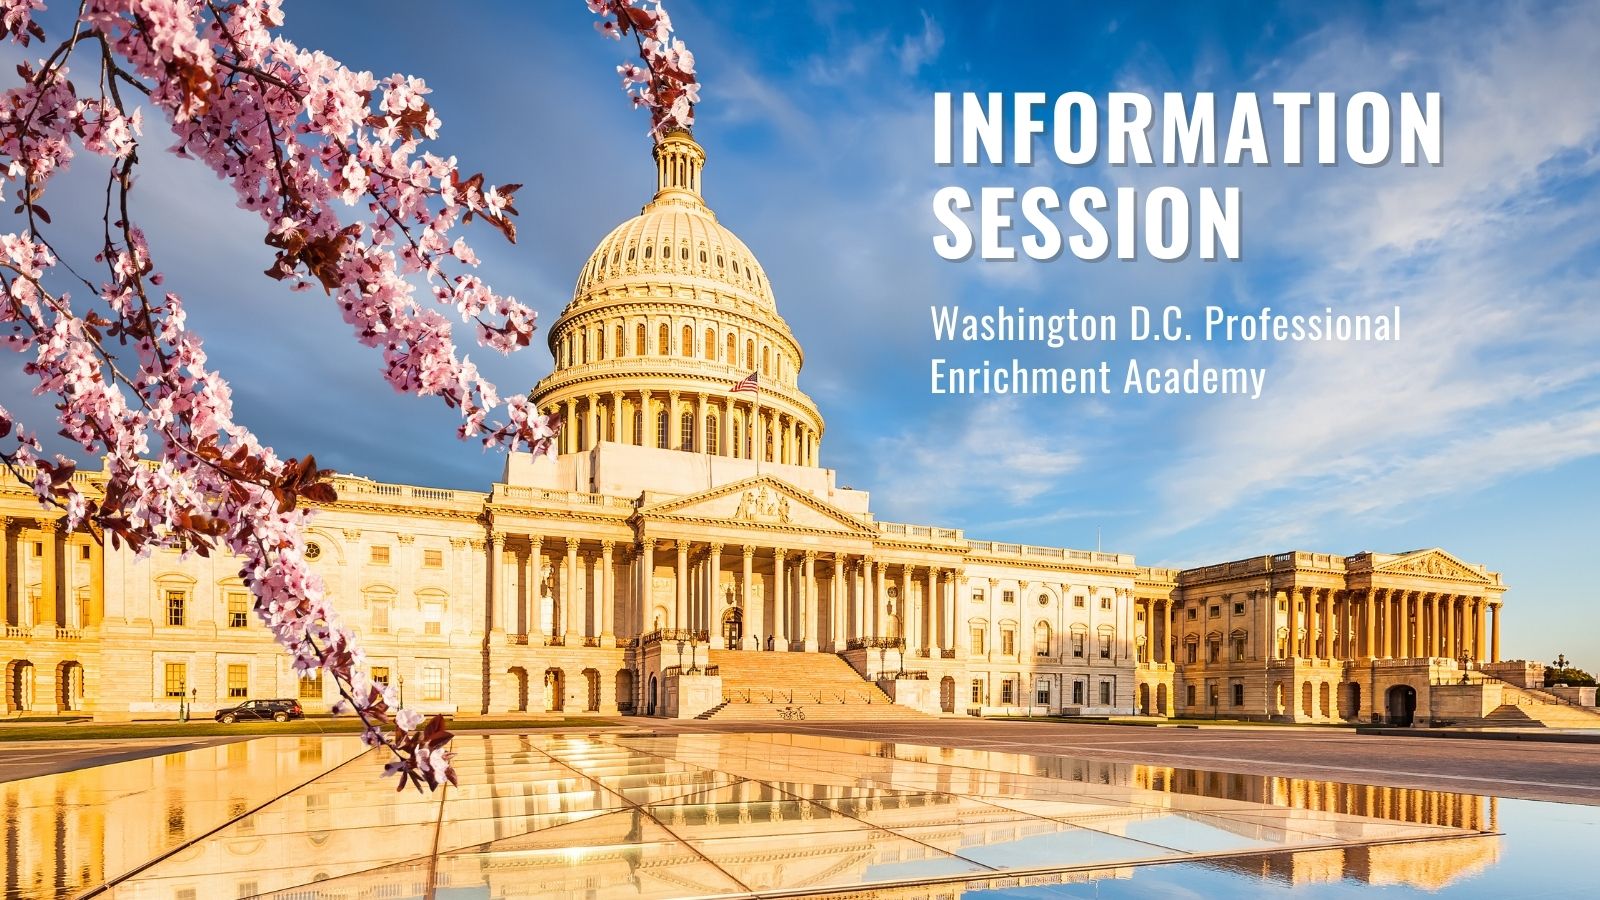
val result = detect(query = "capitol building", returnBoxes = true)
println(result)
[0,131,1544,728]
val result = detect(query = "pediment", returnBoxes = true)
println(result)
[638,477,877,536]
[1373,548,1492,583]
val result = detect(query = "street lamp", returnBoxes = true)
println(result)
[397,673,405,709]
[1459,651,1472,684]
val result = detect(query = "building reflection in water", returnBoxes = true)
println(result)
[0,732,1499,899]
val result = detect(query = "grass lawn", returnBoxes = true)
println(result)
[0,716,621,743]
[985,715,1360,728]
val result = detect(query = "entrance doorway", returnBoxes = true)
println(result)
[544,668,564,712]
[939,676,955,713]
[721,607,743,649]
[1385,684,1417,726]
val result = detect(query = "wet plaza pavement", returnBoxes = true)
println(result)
[6,727,1582,898]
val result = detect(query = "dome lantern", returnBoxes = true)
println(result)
[649,129,706,212]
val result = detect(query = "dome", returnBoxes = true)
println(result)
[529,130,825,469]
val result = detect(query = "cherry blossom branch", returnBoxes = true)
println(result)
[587,0,698,139]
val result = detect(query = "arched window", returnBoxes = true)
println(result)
[1034,621,1052,657]
[762,346,771,376]
[632,410,642,446]
[643,243,653,259]
[725,333,736,364]
[614,325,623,357]
[731,415,741,458]
[745,339,754,368]
[656,410,668,449]
[704,327,716,361]
[681,324,693,358]
[705,413,718,454]
[764,430,774,462]
[596,327,606,361]
[745,419,753,458]
[679,413,695,452]
[635,323,646,355]
[657,323,669,356]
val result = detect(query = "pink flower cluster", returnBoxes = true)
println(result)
[586,0,699,138]
[0,0,573,791]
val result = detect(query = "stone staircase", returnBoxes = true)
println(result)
[703,650,931,722]
[1482,683,1600,728]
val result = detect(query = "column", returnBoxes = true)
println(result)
[706,542,723,642]
[562,398,577,453]
[487,533,505,633]
[582,394,597,449]
[527,537,544,638]
[1301,589,1315,660]
[773,549,788,649]
[563,538,580,644]
[694,393,707,455]
[1491,603,1500,662]
[37,521,58,627]
[832,555,846,650]
[897,566,911,645]
[1473,598,1486,662]
[1443,595,1455,660]
[874,562,888,639]
[803,551,818,651]
[639,539,656,632]
[600,540,615,646]
[923,567,936,656]
[86,529,103,627]
[674,540,689,632]
[1164,598,1175,663]
[741,546,760,648]
[610,391,623,444]
[1364,589,1378,659]
[855,559,868,640]
[0,517,8,627]
[667,390,681,450]
[1316,590,1330,660]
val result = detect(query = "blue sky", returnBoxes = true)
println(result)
[7,2,1598,666]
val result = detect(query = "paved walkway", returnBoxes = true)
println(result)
[645,718,1600,805]
[0,736,246,783]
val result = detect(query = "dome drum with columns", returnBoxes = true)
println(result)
[531,130,823,466]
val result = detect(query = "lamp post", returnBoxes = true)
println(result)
[675,639,685,672]
[1459,651,1472,684]
[397,673,405,709]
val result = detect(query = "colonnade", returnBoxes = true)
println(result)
[545,390,818,466]
[0,515,102,633]
[631,540,962,657]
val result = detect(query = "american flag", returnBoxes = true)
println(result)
[730,371,759,394]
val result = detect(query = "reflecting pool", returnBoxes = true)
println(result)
[1,730,1591,898]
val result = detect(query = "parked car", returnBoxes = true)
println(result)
[214,698,304,724]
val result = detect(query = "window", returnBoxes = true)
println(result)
[614,325,623,358]
[370,545,391,565]
[1036,679,1050,705]
[371,666,390,687]
[227,593,249,628]
[1034,622,1051,657]
[1186,684,1197,707]
[1001,627,1016,656]
[1099,680,1112,706]
[422,667,444,701]
[1233,601,1246,615]
[1232,682,1245,707]
[372,602,390,634]
[1000,679,1015,705]
[423,549,443,568]
[299,675,322,700]
[1210,605,1220,618]
[1072,680,1084,704]
[165,589,186,627]
[1071,631,1085,658]
[705,413,718,454]
[704,327,716,360]
[658,323,669,355]
[1038,593,1050,607]
[1278,597,1287,611]
[745,338,754,368]
[970,679,983,705]
[725,333,736,363]
[305,541,322,560]
[657,410,669,449]
[1100,597,1112,610]
[680,413,694,452]
[1002,590,1015,604]
[970,626,986,653]
[1187,607,1198,620]
[1074,596,1085,608]
[163,662,186,697]
[635,323,646,355]
[971,590,985,604]
[32,541,40,557]
[423,602,443,636]
[1232,633,1248,661]
[681,324,693,357]
[1208,640,1221,663]
[227,664,248,698]
[762,345,771,375]
[1186,643,1198,664]
[1099,632,1112,659]
[80,544,91,560]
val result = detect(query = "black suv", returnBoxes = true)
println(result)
[214,698,305,724]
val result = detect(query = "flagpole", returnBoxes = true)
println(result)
[755,381,762,478]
